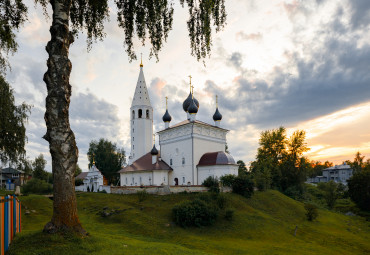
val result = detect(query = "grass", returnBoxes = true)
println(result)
[7,190,370,255]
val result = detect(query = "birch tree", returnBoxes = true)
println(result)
[1,0,227,235]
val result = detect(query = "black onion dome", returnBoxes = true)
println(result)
[182,92,199,112]
[188,99,198,114]
[151,144,158,155]
[162,109,172,122]
[213,107,222,121]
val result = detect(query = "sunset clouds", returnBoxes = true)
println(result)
[4,0,370,170]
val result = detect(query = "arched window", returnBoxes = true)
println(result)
[182,157,185,165]
[146,109,149,119]
[138,109,142,118]
[170,159,173,165]
[132,110,135,119]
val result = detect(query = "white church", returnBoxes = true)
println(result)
[118,62,238,186]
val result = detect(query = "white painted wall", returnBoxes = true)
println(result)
[159,121,228,185]
[120,170,170,186]
[198,165,238,184]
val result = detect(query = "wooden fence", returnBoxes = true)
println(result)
[0,195,21,255]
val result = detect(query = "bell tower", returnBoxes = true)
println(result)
[129,59,153,164]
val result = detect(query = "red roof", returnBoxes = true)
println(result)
[76,172,88,180]
[118,152,172,173]
[197,151,237,166]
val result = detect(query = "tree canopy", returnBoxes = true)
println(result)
[251,127,310,192]
[87,138,126,184]
[0,75,31,164]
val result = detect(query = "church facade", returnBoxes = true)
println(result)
[118,63,238,186]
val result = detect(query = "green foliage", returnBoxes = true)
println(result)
[251,127,310,192]
[172,199,218,227]
[0,75,31,164]
[318,181,338,209]
[237,160,247,175]
[232,174,254,198]
[32,154,48,182]
[0,0,28,72]
[284,185,304,200]
[224,209,234,221]
[202,176,220,193]
[74,164,82,177]
[87,138,126,184]
[75,179,84,186]
[137,189,148,202]
[251,159,272,191]
[307,161,333,178]
[348,169,370,211]
[347,152,366,173]
[304,203,318,221]
[220,174,236,187]
[22,178,52,195]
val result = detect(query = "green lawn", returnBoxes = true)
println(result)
[7,190,370,255]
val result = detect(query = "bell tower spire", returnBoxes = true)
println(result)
[129,60,153,164]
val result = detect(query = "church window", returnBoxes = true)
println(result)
[133,145,134,149]
[170,159,173,165]
[133,137,134,141]
[132,177,134,185]
[133,128,134,133]
[140,177,142,184]
[140,97,141,99]
[182,157,185,165]
[146,110,149,119]
[132,110,135,119]
[183,177,185,184]
[164,177,166,182]
[138,109,142,118]
[125,177,127,185]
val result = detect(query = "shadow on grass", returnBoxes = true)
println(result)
[7,231,101,255]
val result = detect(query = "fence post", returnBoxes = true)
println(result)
[1,196,4,255]
[4,195,8,252]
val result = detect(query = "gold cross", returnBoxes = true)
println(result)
[165,96,168,109]
[92,153,95,165]
[191,85,194,99]
[216,95,218,108]
[140,53,143,67]
[188,75,192,91]
[153,134,155,144]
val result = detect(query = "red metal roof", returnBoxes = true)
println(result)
[118,152,172,173]
[197,151,237,166]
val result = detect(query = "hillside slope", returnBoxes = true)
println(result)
[8,190,370,255]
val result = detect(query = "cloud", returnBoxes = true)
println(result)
[236,32,262,41]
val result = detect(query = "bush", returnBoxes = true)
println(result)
[284,185,304,200]
[304,203,318,221]
[137,189,148,202]
[220,174,236,187]
[318,181,338,209]
[172,199,218,227]
[224,209,234,221]
[75,179,83,186]
[22,178,53,195]
[348,170,370,211]
[232,175,254,198]
[202,176,220,193]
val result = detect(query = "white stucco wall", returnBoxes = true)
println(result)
[159,121,228,185]
[120,170,170,186]
[198,165,238,184]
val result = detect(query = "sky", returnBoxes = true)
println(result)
[4,0,370,171]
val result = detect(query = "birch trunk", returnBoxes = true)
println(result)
[42,0,85,235]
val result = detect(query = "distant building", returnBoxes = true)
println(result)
[307,163,353,185]
[0,167,26,189]
[77,163,108,192]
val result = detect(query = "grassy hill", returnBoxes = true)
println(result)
[8,190,370,255]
